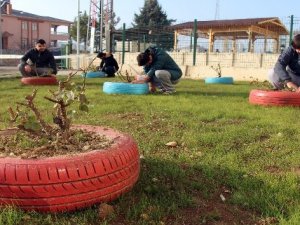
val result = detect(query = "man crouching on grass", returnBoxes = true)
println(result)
[268,34,300,92]
[132,46,182,94]
[18,39,57,77]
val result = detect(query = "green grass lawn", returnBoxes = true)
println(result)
[1,76,300,224]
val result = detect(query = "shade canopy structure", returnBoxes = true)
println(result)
[171,17,289,53]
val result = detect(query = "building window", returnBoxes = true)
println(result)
[32,39,37,47]
[21,21,28,30]
[32,22,37,31]
[21,38,28,49]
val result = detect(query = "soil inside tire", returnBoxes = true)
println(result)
[0,127,113,159]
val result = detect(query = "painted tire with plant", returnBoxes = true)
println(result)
[0,125,140,212]
[21,76,58,85]
[204,77,234,84]
[249,89,300,106]
[103,82,149,95]
[84,71,106,78]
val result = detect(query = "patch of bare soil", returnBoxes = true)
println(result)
[0,128,113,159]
[163,188,278,225]
[99,173,272,225]
[165,195,258,225]
[100,191,272,225]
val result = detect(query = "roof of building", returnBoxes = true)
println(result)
[172,17,289,38]
[3,9,72,25]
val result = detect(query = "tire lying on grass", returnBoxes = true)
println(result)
[204,77,234,84]
[21,76,58,85]
[249,89,300,106]
[84,71,106,78]
[103,82,149,95]
[0,125,140,213]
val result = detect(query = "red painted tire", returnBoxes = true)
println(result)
[21,76,58,85]
[0,125,140,212]
[249,89,300,106]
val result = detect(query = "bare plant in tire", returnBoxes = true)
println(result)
[210,63,222,78]
[116,69,133,82]
[6,59,99,153]
[0,59,140,214]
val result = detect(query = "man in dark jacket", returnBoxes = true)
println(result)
[97,52,119,77]
[132,46,182,94]
[269,34,300,92]
[18,39,57,77]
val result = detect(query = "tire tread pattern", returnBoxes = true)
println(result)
[205,77,234,84]
[84,71,106,78]
[0,125,140,212]
[103,82,149,95]
[21,76,58,85]
[249,89,300,106]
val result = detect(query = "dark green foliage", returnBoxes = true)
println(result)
[70,11,89,50]
[132,0,176,50]
[132,0,175,28]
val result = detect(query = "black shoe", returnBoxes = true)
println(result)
[271,87,279,91]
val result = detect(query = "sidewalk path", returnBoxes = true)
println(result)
[0,67,77,78]
[0,66,19,77]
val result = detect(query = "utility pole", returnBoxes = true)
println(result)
[0,0,8,65]
[86,0,91,52]
[214,0,220,20]
[99,0,103,52]
[104,0,113,52]
[89,0,97,53]
[289,15,294,45]
[77,0,80,69]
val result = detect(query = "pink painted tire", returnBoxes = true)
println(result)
[249,89,300,106]
[0,125,140,212]
[21,76,58,85]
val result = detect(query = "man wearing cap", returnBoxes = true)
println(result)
[133,46,182,94]
[269,34,300,92]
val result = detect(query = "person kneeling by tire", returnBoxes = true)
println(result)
[97,52,119,77]
[132,46,182,94]
[18,39,57,77]
[268,34,300,92]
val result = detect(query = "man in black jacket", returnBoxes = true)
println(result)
[269,34,300,92]
[97,52,119,77]
[18,39,57,77]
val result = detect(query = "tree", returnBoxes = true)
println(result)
[132,0,176,50]
[70,11,89,51]
[132,0,175,28]
[70,8,120,52]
